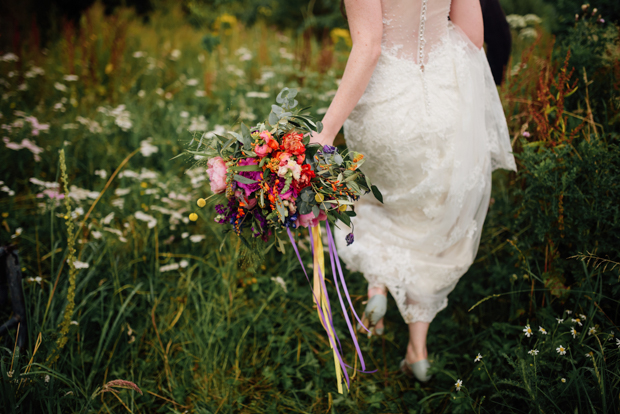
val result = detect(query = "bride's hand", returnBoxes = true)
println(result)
[308,130,335,147]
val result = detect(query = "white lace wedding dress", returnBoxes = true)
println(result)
[335,0,517,323]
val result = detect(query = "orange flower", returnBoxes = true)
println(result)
[282,131,305,155]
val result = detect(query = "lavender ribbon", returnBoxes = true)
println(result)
[287,226,377,379]
[286,228,350,387]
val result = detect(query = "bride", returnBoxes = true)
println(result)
[310,0,516,381]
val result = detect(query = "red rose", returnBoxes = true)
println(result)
[297,164,315,189]
[282,131,305,156]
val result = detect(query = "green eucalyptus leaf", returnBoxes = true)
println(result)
[233,174,258,185]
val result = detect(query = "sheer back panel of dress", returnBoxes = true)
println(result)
[381,0,452,64]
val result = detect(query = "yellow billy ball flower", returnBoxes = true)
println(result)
[315,193,325,203]
[197,198,206,208]
[189,213,198,222]
[338,204,347,212]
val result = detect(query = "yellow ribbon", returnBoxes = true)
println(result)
[311,224,345,394]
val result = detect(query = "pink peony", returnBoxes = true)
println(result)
[254,143,272,158]
[206,156,228,194]
[296,210,327,228]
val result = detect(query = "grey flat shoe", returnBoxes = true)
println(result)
[357,294,387,336]
[400,358,432,382]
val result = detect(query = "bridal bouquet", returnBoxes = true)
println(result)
[187,88,382,393]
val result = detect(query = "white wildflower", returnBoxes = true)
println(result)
[1,53,19,62]
[246,91,270,98]
[579,314,587,320]
[11,227,23,239]
[54,82,67,92]
[571,327,578,338]
[45,375,50,383]
[616,338,620,349]
[556,345,566,355]
[76,116,102,133]
[565,310,572,314]
[179,260,189,268]
[561,378,566,383]
[571,318,582,326]
[539,326,548,335]
[474,353,482,362]
[180,111,189,118]
[70,320,79,325]
[189,234,205,243]
[185,78,199,86]
[135,211,157,229]
[523,325,533,337]
[271,276,287,292]
[94,169,107,179]
[188,115,208,132]
[63,74,78,82]
[18,83,27,91]
[169,49,181,60]
[528,349,539,356]
[181,232,189,239]
[91,230,102,239]
[140,137,158,157]
[585,352,591,358]
[588,327,596,336]
[102,212,115,225]
[73,261,89,269]
[137,90,146,98]
[160,263,180,272]
[155,88,164,96]
[455,379,462,392]
[132,51,146,58]
[556,318,564,324]
[69,185,99,201]
[195,90,206,97]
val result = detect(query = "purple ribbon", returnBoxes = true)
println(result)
[286,228,350,387]
[286,226,377,380]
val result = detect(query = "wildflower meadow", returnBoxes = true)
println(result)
[0,1,619,412]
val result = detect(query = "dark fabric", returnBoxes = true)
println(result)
[480,0,512,85]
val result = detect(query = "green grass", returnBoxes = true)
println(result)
[0,2,618,413]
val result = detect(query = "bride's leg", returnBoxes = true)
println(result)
[368,286,387,334]
[406,322,430,363]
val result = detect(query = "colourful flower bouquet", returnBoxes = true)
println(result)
[188,88,382,393]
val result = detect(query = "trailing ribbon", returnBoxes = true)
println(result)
[286,223,374,394]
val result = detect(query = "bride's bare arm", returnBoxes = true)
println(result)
[310,0,383,146]
[450,0,484,49]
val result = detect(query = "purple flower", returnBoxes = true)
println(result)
[345,232,354,246]
[322,145,337,154]
[522,131,531,138]
[237,158,261,196]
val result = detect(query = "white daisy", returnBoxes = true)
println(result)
[539,326,548,335]
[474,353,482,362]
[571,318,582,326]
[585,353,591,358]
[616,338,620,349]
[455,379,463,392]
[571,327,578,338]
[588,327,596,336]
[579,314,587,320]
[561,378,566,383]
[523,325,533,337]
[565,310,572,314]
[528,349,539,356]
[556,318,564,324]
[556,345,567,355]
